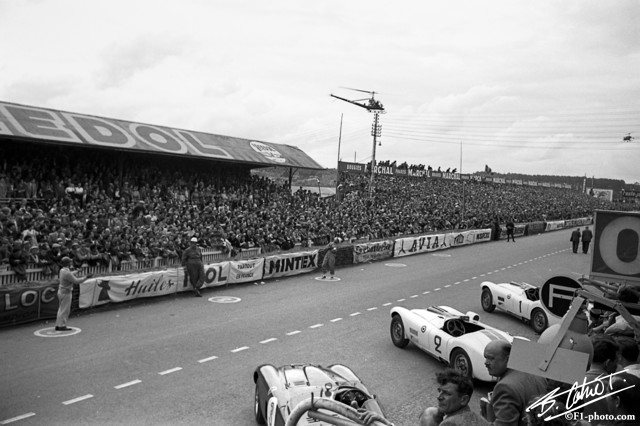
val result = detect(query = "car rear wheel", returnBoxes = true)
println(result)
[481,288,496,313]
[390,315,409,348]
[531,308,548,334]
[450,349,473,379]
[254,384,265,424]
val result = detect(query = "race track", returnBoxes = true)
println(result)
[0,230,591,425]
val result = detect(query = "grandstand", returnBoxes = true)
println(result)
[0,101,636,287]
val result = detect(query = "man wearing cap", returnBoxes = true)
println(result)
[182,237,205,297]
[55,256,92,331]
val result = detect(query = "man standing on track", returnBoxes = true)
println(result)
[182,237,205,297]
[321,238,339,279]
[581,225,593,254]
[570,227,581,253]
[55,256,92,331]
[505,219,515,242]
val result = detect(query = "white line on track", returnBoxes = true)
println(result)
[472,276,477,279]
[382,303,392,306]
[444,285,451,288]
[350,312,361,317]
[198,356,218,363]
[423,291,431,294]
[410,295,418,298]
[62,394,93,405]
[367,307,378,311]
[309,324,323,329]
[397,298,406,302]
[260,338,277,344]
[434,288,441,291]
[1,413,36,424]
[159,367,182,375]
[231,346,249,353]
[114,380,141,389]
[286,330,301,336]
[330,318,343,322]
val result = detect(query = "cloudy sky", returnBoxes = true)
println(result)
[1,0,639,183]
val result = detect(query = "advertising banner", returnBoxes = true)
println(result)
[203,261,231,287]
[393,233,448,257]
[473,228,492,242]
[263,250,319,279]
[545,221,565,231]
[0,283,60,327]
[227,258,265,284]
[353,240,394,264]
[79,270,181,308]
[444,230,476,247]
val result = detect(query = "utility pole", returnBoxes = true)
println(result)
[330,89,385,198]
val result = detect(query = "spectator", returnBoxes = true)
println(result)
[615,336,640,378]
[598,372,640,426]
[482,340,547,426]
[582,335,620,421]
[419,369,489,426]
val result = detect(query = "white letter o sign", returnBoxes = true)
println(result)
[599,216,640,275]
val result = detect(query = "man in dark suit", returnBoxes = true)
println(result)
[581,226,593,254]
[482,340,547,426]
[570,228,581,253]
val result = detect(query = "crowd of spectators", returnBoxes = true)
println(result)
[0,144,635,281]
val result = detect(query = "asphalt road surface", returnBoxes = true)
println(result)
[1,230,590,425]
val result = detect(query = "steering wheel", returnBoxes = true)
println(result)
[446,319,466,337]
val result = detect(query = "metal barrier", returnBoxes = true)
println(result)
[0,247,262,287]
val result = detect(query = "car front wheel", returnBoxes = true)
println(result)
[481,288,496,313]
[254,384,265,424]
[531,308,548,334]
[450,349,473,379]
[390,315,410,348]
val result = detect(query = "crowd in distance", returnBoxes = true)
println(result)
[0,144,635,279]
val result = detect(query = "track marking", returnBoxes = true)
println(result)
[397,298,406,302]
[434,288,441,291]
[367,307,378,311]
[350,312,361,317]
[423,291,431,294]
[382,303,392,306]
[62,394,93,405]
[1,413,36,424]
[198,356,218,363]
[309,324,323,329]
[260,338,277,344]
[330,318,343,322]
[231,346,249,353]
[410,295,418,298]
[114,380,141,389]
[444,285,451,288]
[286,330,301,336]
[159,367,182,375]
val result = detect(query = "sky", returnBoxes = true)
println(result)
[1,0,639,183]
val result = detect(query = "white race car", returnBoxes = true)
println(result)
[480,281,560,334]
[390,305,520,382]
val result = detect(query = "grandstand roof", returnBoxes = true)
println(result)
[0,101,323,170]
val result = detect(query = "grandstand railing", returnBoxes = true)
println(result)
[0,247,261,287]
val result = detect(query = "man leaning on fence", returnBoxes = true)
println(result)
[182,237,205,297]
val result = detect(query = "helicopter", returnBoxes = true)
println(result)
[330,87,384,112]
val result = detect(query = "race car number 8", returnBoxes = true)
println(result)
[434,335,442,353]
